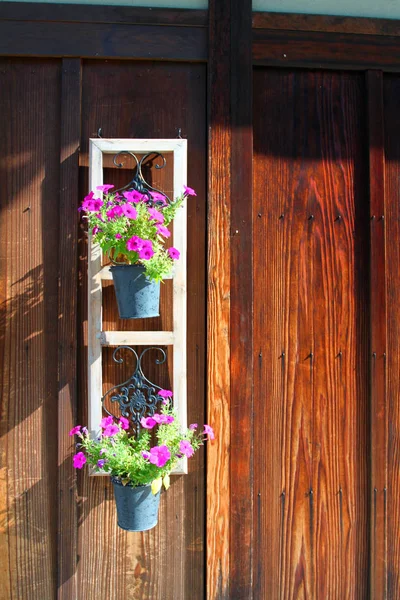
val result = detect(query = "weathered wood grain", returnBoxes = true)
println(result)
[253,69,369,598]
[368,69,388,599]
[207,0,232,597]
[78,60,206,600]
[0,58,60,599]
[57,57,82,599]
[383,73,400,600]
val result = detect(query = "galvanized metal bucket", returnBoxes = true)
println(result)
[110,264,160,319]
[111,478,161,532]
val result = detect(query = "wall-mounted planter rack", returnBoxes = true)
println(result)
[88,138,188,474]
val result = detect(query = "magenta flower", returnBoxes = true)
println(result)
[142,451,151,460]
[183,185,197,196]
[92,198,103,211]
[149,191,168,205]
[92,226,100,235]
[73,452,86,469]
[115,233,122,239]
[126,236,143,252]
[123,190,144,203]
[168,247,180,260]
[140,416,157,429]
[119,416,129,430]
[95,212,104,221]
[97,459,106,468]
[96,184,114,193]
[139,246,155,260]
[189,423,198,430]
[113,206,123,217]
[179,440,194,457]
[106,208,116,221]
[203,424,215,440]
[152,414,174,425]
[100,416,114,429]
[156,224,171,238]
[148,207,164,224]
[159,389,173,398]
[122,204,138,219]
[82,427,88,435]
[148,445,171,468]
[103,424,119,437]
[69,425,81,436]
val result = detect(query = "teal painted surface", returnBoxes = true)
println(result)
[253,0,400,19]
[0,0,208,5]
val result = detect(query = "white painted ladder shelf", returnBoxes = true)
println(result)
[88,138,188,474]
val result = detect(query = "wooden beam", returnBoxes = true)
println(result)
[253,29,400,71]
[367,69,388,599]
[207,0,253,598]
[57,58,81,600]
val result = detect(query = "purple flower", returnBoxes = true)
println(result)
[183,185,197,196]
[126,236,143,252]
[123,190,144,203]
[168,247,180,260]
[159,389,173,398]
[69,425,81,436]
[97,459,106,468]
[103,424,119,437]
[115,233,122,239]
[138,245,155,260]
[203,424,215,440]
[148,207,164,224]
[142,451,151,460]
[189,423,198,430]
[149,191,168,205]
[119,416,129,430]
[100,416,114,429]
[179,440,194,458]
[122,204,138,219]
[156,224,171,238]
[96,184,114,193]
[113,206,123,217]
[95,213,104,222]
[140,416,157,429]
[106,208,116,221]
[92,226,100,235]
[152,414,174,425]
[82,427,88,435]
[73,452,86,469]
[148,445,171,468]
[92,198,103,211]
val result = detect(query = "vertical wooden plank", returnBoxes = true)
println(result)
[382,73,400,600]
[207,0,231,597]
[57,57,81,599]
[367,69,388,600]
[0,58,60,599]
[229,0,254,598]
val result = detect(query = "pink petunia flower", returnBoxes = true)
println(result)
[203,424,215,440]
[142,451,151,460]
[152,414,174,425]
[148,445,171,468]
[91,198,103,211]
[96,184,114,193]
[126,236,143,252]
[149,191,168,205]
[139,245,155,260]
[189,423,198,430]
[158,389,173,398]
[100,416,114,429]
[123,190,144,203]
[69,425,81,436]
[115,233,122,239]
[140,416,157,429]
[103,424,119,437]
[119,416,129,430]
[97,459,106,468]
[73,452,86,469]
[148,207,164,224]
[92,226,100,235]
[183,185,197,196]
[156,224,171,238]
[179,440,194,457]
[168,247,180,260]
[122,204,138,219]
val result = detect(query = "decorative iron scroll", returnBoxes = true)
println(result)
[102,346,167,435]
[113,151,171,206]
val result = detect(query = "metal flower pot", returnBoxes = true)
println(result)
[110,264,160,319]
[111,478,161,532]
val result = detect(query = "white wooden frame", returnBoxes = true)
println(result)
[88,138,188,474]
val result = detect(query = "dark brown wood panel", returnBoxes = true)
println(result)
[383,73,400,600]
[0,58,61,599]
[0,21,207,61]
[253,68,369,598]
[0,2,207,26]
[57,57,82,600]
[253,29,400,71]
[77,60,206,600]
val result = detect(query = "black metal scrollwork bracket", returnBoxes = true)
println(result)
[101,346,167,436]
[113,151,172,206]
